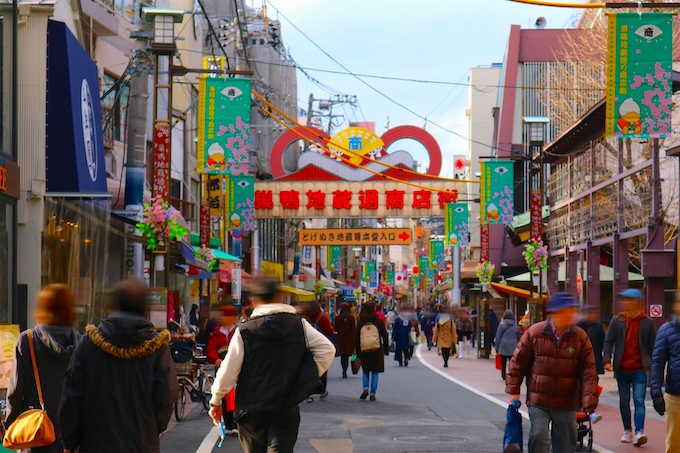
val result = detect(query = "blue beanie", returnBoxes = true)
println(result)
[547,292,578,313]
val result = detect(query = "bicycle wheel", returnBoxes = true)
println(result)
[175,384,186,421]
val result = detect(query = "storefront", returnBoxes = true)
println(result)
[0,157,19,326]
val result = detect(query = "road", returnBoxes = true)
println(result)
[161,345,514,453]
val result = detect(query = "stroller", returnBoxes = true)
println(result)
[576,385,603,452]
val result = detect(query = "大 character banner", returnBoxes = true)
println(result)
[197,78,251,174]
[606,13,672,139]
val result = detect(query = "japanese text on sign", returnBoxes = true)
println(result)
[152,124,171,201]
[299,228,412,246]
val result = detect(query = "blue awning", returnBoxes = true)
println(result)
[339,285,354,297]
[180,242,196,265]
[191,246,240,262]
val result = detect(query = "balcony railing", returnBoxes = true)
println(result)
[170,198,197,221]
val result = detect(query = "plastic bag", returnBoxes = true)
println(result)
[503,399,523,453]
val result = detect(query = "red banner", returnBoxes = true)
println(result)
[530,190,542,240]
[200,204,210,247]
[152,124,171,201]
[480,224,489,262]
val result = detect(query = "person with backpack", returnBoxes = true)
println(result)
[356,302,389,401]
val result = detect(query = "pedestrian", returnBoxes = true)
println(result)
[603,288,656,446]
[334,302,356,378]
[59,279,177,453]
[420,307,436,350]
[302,302,334,402]
[432,309,457,368]
[188,303,199,329]
[409,315,420,358]
[489,308,500,349]
[651,292,680,453]
[392,305,415,366]
[356,302,389,401]
[456,309,474,358]
[5,284,81,453]
[495,310,520,380]
[576,305,605,375]
[506,292,599,453]
[375,303,386,325]
[209,275,335,453]
[206,305,240,436]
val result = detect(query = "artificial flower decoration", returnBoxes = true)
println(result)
[314,280,325,295]
[136,197,188,250]
[194,246,217,270]
[523,237,549,272]
[476,261,495,284]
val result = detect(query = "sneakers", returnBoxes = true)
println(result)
[227,427,239,436]
[621,430,633,443]
[320,391,329,399]
[307,396,314,403]
[360,390,369,400]
[589,412,602,424]
[633,430,648,446]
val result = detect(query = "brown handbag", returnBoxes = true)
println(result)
[3,330,56,450]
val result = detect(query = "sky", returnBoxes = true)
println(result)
[262,0,579,177]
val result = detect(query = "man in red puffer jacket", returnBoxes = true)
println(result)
[506,292,599,453]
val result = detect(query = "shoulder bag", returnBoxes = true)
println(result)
[3,330,56,450]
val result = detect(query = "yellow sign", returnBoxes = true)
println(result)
[204,175,223,217]
[327,127,385,166]
[261,260,285,282]
[299,228,412,246]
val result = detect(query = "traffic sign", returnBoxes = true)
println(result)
[650,304,663,318]
[299,228,412,246]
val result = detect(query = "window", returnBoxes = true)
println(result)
[114,0,134,21]
[101,72,129,144]
[171,179,182,200]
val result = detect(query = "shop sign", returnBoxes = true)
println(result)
[480,161,514,224]
[530,190,543,240]
[605,13,672,138]
[0,166,6,191]
[261,260,284,282]
[232,263,242,303]
[255,181,459,219]
[197,77,251,175]
[299,228,412,246]
[206,175,224,218]
[445,203,469,248]
[480,224,490,262]
[152,124,171,201]
[199,204,210,247]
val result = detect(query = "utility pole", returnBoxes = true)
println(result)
[123,0,152,279]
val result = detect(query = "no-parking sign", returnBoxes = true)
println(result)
[650,304,663,318]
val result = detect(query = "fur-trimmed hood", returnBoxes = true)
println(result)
[86,312,170,359]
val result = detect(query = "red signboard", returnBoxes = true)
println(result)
[480,224,489,262]
[530,190,542,240]
[0,166,6,191]
[152,124,171,201]
[200,204,210,247]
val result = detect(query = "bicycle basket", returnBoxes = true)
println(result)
[173,360,193,376]
[170,339,195,363]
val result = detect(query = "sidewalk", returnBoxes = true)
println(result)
[416,345,667,453]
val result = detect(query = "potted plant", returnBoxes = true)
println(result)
[136,197,188,250]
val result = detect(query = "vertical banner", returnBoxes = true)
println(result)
[152,124,170,201]
[430,240,446,271]
[232,262,242,305]
[199,204,210,247]
[206,175,223,217]
[328,245,343,274]
[363,261,376,283]
[530,190,543,240]
[446,203,469,248]
[480,161,514,224]
[197,77,252,175]
[418,255,430,277]
[606,13,672,138]
[227,176,256,232]
[480,224,490,262]
[386,269,395,286]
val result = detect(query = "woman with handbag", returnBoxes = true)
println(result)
[5,284,81,452]
[433,311,458,368]
[355,303,389,401]
[334,303,356,379]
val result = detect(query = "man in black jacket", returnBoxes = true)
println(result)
[209,275,335,453]
[59,279,178,453]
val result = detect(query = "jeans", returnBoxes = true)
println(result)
[362,371,379,396]
[616,370,647,432]
[238,405,300,453]
[528,406,577,453]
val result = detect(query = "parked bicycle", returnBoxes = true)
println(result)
[171,339,214,421]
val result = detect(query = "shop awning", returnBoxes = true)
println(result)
[300,266,336,291]
[490,282,548,301]
[176,264,212,279]
[338,285,355,298]
[507,263,644,283]
[279,285,316,302]
[192,246,241,262]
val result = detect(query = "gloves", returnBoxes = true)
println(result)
[653,395,666,416]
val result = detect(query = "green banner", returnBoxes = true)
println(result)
[606,13,672,139]
[328,246,342,273]
[480,161,514,225]
[227,176,255,231]
[418,255,429,277]
[197,78,252,175]
[445,203,469,248]
[362,261,376,283]
[429,240,445,271]
[386,270,394,286]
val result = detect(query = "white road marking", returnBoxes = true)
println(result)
[414,345,615,453]
[195,425,221,453]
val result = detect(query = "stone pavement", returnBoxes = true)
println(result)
[417,345,667,453]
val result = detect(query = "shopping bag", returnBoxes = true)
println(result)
[503,399,523,453]
[225,389,236,413]
[350,355,361,375]
[496,353,503,370]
